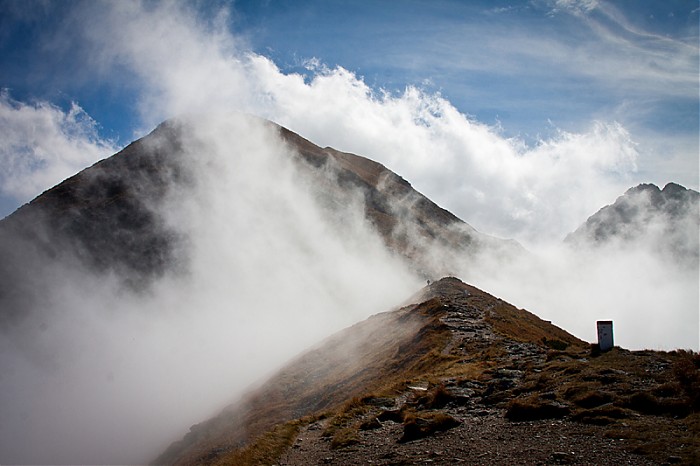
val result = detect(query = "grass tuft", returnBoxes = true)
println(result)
[672,350,700,411]
[399,412,460,443]
[505,396,571,422]
[330,428,361,449]
[213,419,305,466]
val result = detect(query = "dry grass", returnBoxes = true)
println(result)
[158,278,700,465]
[672,349,700,411]
[329,427,361,449]
[505,346,700,463]
[570,405,634,425]
[505,395,571,421]
[603,413,700,464]
[416,383,453,409]
[399,411,461,443]
[478,290,586,349]
[212,419,307,466]
[215,302,452,455]
[569,390,615,409]
[322,396,373,440]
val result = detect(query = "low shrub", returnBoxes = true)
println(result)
[542,337,569,351]
[572,405,632,425]
[505,396,571,422]
[214,420,302,466]
[377,408,404,423]
[412,383,455,409]
[623,391,691,417]
[322,396,371,438]
[624,391,664,415]
[399,412,460,443]
[673,350,700,411]
[359,417,382,431]
[330,427,360,449]
[572,391,615,409]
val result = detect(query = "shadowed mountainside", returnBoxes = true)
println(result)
[0,116,520,325]
[278,126,522,273]
[155,277,699,465]
[0,120,190,325]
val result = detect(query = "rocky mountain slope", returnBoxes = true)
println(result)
[156,277,699,465]
[277,126,522,273]
[565,182,699,268]
[0,116,519,325]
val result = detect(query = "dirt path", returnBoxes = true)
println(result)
[278,282,658,465]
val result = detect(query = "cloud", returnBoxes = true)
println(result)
[0,0,690,337]
[76,1,253,132]
[63,1,655,245]
[245,58,639,244]
[0,90,117,203]
[470,241,699,351]
[0,112,422,464]
[541,0,698,97]
[40,1,697,231]
[548,0,600,16]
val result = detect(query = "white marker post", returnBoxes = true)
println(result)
[596,320,614,352]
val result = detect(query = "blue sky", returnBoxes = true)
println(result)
[0,0,698,241]
[232,0,698,135]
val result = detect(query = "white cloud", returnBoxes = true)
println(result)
[541,0,699,98]
[56,2,693,243]
[0,112,422,464]
[0,91,117,203]
[470,241,698,351]
[78,1,253,132]
[243,57,639,244]
[62,2,648,245]
[549,0,600,16]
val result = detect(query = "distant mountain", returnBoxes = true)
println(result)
[154,277,699,465]
[0,115,520,325]
[564,182,699,267]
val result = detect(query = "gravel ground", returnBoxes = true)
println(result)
[278,405,657,466]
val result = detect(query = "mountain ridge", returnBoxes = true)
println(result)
[154,277,588,465]
[0,115,521,327]
[0,115,697,464]
[155,277,699,465]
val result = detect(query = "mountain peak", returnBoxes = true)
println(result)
[0,116,521,314]
[564,181,699,268]
[626,182,659,193]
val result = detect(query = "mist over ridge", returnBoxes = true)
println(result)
[0,113,428,464]
[0,1,697,464]
[0,109,697,465]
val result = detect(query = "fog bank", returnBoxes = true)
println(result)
[0,114,420,464]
